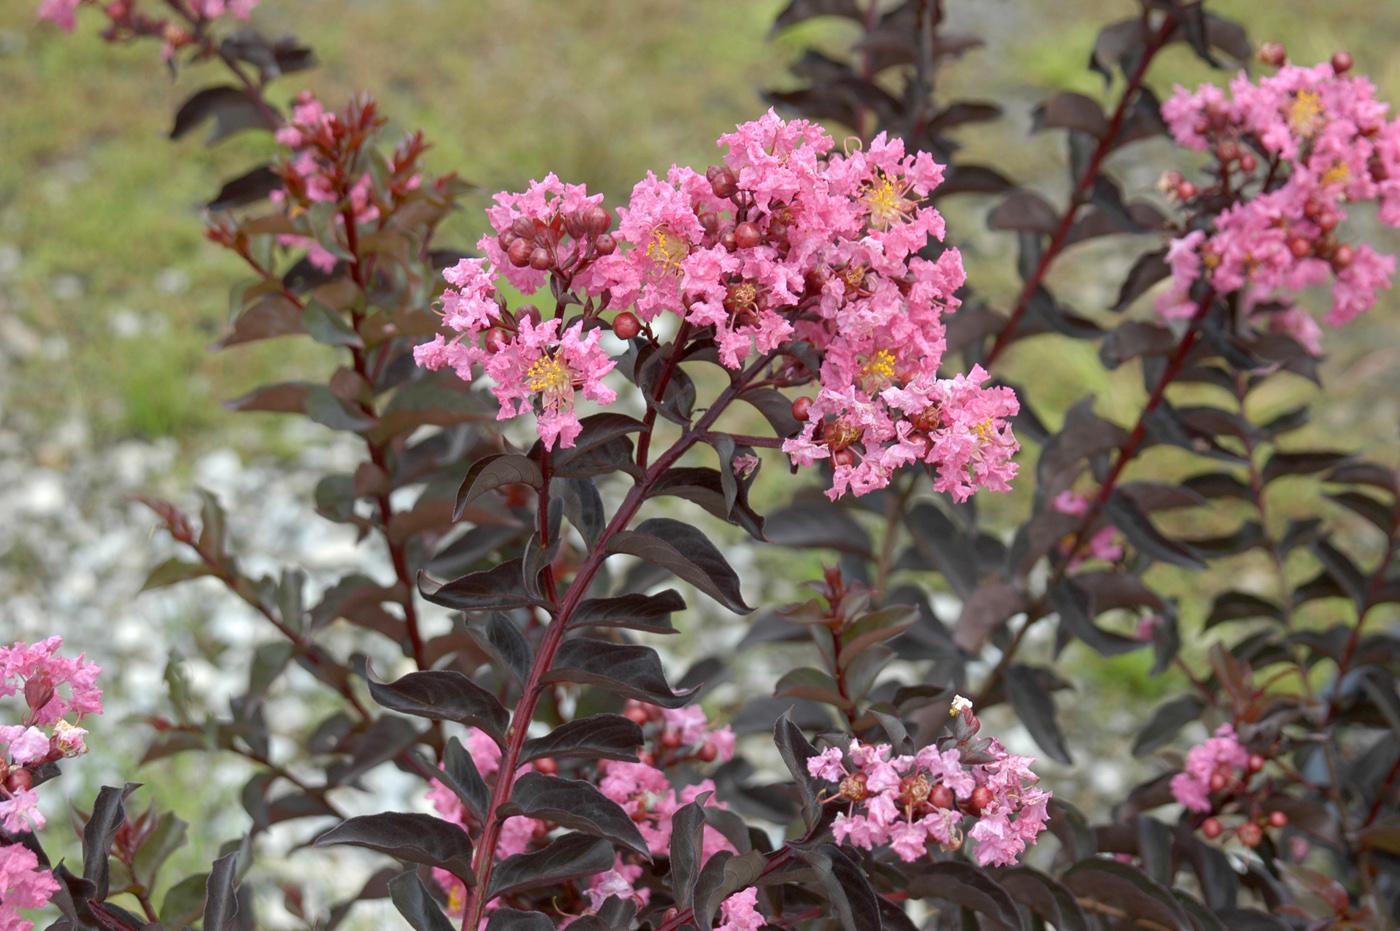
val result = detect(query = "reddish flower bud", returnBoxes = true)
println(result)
[1209,771,1229,792]
[593,233,617,255]
[1259,42,1287,67]
[699,211,719,234]
[707,165,738,199]
[1268,810,1289,828]
[1201,817,1223,839]
[930,785,955,810]
[612,311,641,340]
[697,743,718,763]
[968,786,994,814]
[734,222,762,250]
[1289,237,1313,259]
[511,217,536,240]
[1216,141,1240,163]
[1247,753,1266,773]
[1239,154,1257,173]
[1332,244,1355,269]
[1332,51,1354,75]
[6,768,33,792]
[507,237,534,267]
[720,230,737,251]
[529,247,553,270]
[625,706,650,725]
[832,448,856,468]
[533,757,558,776]
[791,396,813,422]
[1237,822,1263,847]
[1177,181,1198,200]
[484,328,510,353]
[583,205,612,237]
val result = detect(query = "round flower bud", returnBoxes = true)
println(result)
[5,768,33,792]
[613,312,641,340]
[511,217,537,239]
[484,328,510,353]
[720,230,738,251]
[661,730,682,749]
[1177,181,1198,200]
[1268,810,1288,828]
[1332,244,1355,269]
[1258,42,1286,67]
[734,222,762,250]
[529,247,553,271]
[1209,771,1229,792]
[1247,753,1266,774]
[583,205,612,237]
[930,785,955,810]
[1237,822,1263,847]
[533,757,558,776]
[832,448,856,468]
[1240,154,1257,173]
[625,706,650,725]
[1332,51,1354,74]
[1201,817,1223,839]
[1289,237,1313,259]
[698,743,718,763]
[507,237,534,267]
[791,396,813,422]
[593,233,617,255]
[707,165,738,199]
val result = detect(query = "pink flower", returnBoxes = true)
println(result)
[483,317,617,450]
[1170,723,1250,813]
[5,727,49,765]
[716,887,765,931]
[0,843,59,931]
[36,0,80,31]
[0,788,45,835]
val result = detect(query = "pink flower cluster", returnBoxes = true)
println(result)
[427,701,738,924]
[1157,57,1400,351]
[807,729,1049,868]
[1052,490,1123,569]
[37,0,258,59]
[1169,723,1250,813]
[268,93,425,274]
[0,638,102,931]
[417,112,1019,499]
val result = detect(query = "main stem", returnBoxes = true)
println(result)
[982,12,1177,368]
[974,287,1216,705]
[461,355,773,929]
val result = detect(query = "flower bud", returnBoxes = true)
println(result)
[511,217,536,239]
[484,328,510,353]
[5,768,33,792]
[507,237,534,267]
[1332,51,1354,75]
[625,706,650,725]
[832,448,856,468]
[529,247,553,271]
[1289,237,1313,259]
[593,233,617,255]
[720,230,737,251]
[1209,771,1229,792]
[968,786,993,814]
[1259,42,1287,67]
[734,222,762,250]
[697,743,718,763]
[612,311,641,340]
[533,757,558,776]
[1332,244,1355,269]
[791,396,813,422]
[1268,810,1288,828]
[583,205,612,237]
[1201,817,1223,839]
[1247,753,1266,773]
[1237,822,1263,847]
[707,165,738,199]
[930,785,955,810]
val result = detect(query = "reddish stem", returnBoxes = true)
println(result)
[461,354,775,929]
[982,13,1178,368]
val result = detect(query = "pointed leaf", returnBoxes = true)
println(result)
[315,813,475,880]
[500,772,649,858]
[368,669,509,744]
[607,518,751,613]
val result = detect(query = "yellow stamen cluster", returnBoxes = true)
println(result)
[1322,161,1351,186]
[864,172,914,229]
[645,228,689,275]
[526,354,573,405]
[728,281,759,311]
[1289,89,1324,135]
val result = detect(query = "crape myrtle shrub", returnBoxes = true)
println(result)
[8,0,1400,928]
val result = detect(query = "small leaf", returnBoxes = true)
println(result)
[1108,492,1206,569]
[208,163,282,211]
[570,590,684,634]
[988,189,1060,235]
[793,844,882,931]
[1032,91,1109,137]
[500,772,649,858]
[420,560,546,612]
[302,300,364,348]
[315,813,476,880]
[202,849,241,931]
[84,783,141,899]
[1113,248,1170,311]
[1133,695,1205,756]
[368,669,510,744]
[436,738,490,822]
[773,711,821,827]
[545,639,695,708]
[389,870,456,931]
[489,832,615,900]
[456,454,543,519]
[1062,859,1191,931]
[1005,665,1073,764]
[996,866,1089,931]
[606,518,751,613]
[669,799,708,911]
[170,85,277,143]
[765,493,872,557]
[520,715,644,766]
[909,860,1022,928]
[487,613,532,685]
[217,295,305,347]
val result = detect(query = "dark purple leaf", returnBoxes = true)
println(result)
[202,849,241,931]
[545,638,695,709]
[420,559,546,612]
[570,590,684,634]
[367,669,509,744]
[1032,92,1109,137]
[487,833,615,900]
[455,454,542,519]
[315,813,475,881]
[170,85,277,143]
[208,164,282,211]
[988,189,1060,235]
[388,870,455,931]
[606,518,751,613]
[1005,665,1073,764]
[500,772,649,858]
[908,860,1021,928]
[1062,858,1191,931]
[520,715,644,766]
